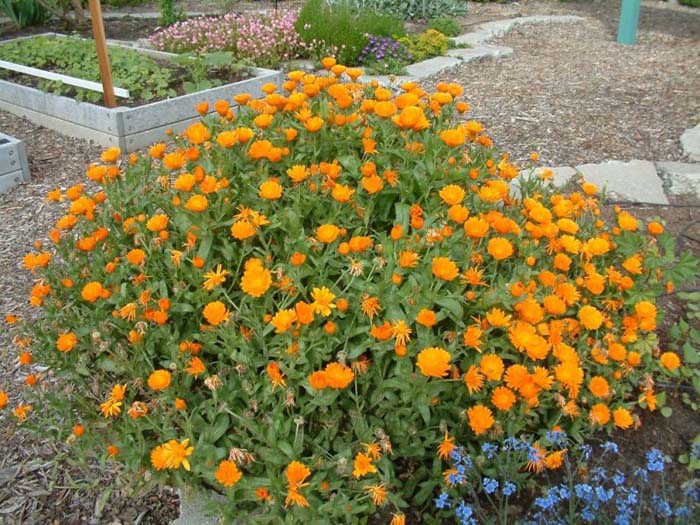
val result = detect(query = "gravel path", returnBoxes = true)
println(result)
[0,1,699,522]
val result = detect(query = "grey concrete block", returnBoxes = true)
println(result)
[575,160,669,204]
[447,45,514,62]
[0,132,31,193]
[656,161,700,196]
[0,169,28,193]
[172,487,226,525]
[405,56,461,79]
[681,126,700,162]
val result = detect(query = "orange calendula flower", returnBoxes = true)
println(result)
[464,365,484,394]
[361,295,382,320]
[0,390,7,410]
[416,347,451,378]
[203,301,230,325]
[56,332,77,352]
[439,184,465,205]
[415,308,437,328]
[613,407,634,429]
[432,257,459,281]
[151,439,193,471]
[266,362,286,389]
[202,264,230,291]
[352,451,377,478]
[487,237,514,260]
[398,250,419,268]
[147,369,171,390]
[271,309,296,333]
[311,287,336,316]
[480,354,505,381]
[364,483,388,506]
[259,179,283,200]
[184,194,209,212]
[317,224,340,243]
[215,460,243,487]
[323,362,354,389]
[285,460,311,507]
[578,305,604,330]
[589,403,611,425]
[660,352,680,370]
[467,404,495,435]
[492,386,516,411]
[437,431,455,460]
[185,357,206,377]
[240,258,273,298]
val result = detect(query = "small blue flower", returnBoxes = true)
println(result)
[435,491,451,509]
[646,448,665,472]
[634,466,649,482]
[595,486,613,503]
[483,477,499,495]
[575,483,593,501]
[612,471,626,485]
[601,441,619,455]
[691,442,700,460]
[503,481,516,497]
[652,495,673,517]
[546,430,567,446]
[481,442,498,459]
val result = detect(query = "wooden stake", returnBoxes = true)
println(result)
[88,0,116,108]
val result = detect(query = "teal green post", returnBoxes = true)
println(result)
[617,0,642,45]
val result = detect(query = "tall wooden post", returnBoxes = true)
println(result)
[88,0,117,108]
[617,0,642,45]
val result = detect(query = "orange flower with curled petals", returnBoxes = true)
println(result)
[467,404,494,435]
[100,147,120,163]
[162,151,186,170]
[323,362,354,388]
[439,184,465,205]
[487,237,514,260]
[146,214,168,232]
[416,347,451,378]
[304,117,324,132]
[308,370,328,389]
[373,101,397,118]
[259,179,283,200]
[479,354,504,381]
[240,258,272,298]
[588,376,610,398]
[150,439,193,471]
[491,386,516,411]
[415,308,437,327]
[465,367,485,393]
[464,217,489,239]
[147,369,171,390]
[56,332,77,352]
[184,195,208,212]
[82,281,107,302]
[352,452,376,478]
[216,131,238,148]
[215,460,242,487]
[184,122,210,144]
[231,220,256,240]
[440,128,466,148]
[578,305,604,330]
[316,224,340,243]
[271,309,296,333]
[203,301,230,325]
[617,211,638,231]
[432,257,459,281]
[660,352,680,370]
[613,407,634,429]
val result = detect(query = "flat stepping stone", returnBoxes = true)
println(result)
[447,44,513,62]
[452,15,585,47]
[575,160,669,204]
[656,161,700,196]
[681,125,700,162]
[172,487,226,525]
[405,56,461,79]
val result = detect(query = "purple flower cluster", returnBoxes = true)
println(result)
[149,10,316,68]
[357,34,412,67]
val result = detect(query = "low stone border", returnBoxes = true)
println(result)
[0,131,30,193]
[681,124,700,162]
[364,15,585,85]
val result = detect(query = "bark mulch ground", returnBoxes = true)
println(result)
[0,1,699,523]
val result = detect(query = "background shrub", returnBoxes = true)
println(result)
[398,29,449,61]
[295,0,404,65]
[428,16,463,37]
[327,0,468,20]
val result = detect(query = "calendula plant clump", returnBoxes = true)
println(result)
[10,57,689,524]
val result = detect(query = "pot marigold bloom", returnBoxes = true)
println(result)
[416,308,437,327]
[486,308,512,328]
[101,147,120,163]
[398,250,419,268]
[311,287,336,316]
[590,403,611,425]
[100,398,122,417]
[162,150,186,171]
[81,281,106,302]
[259,179,283,200]
[304,116,324,132]
[353,452,377,478]
[285,460,311,507]
[308,370,328,389]
[440,128,466,147]
[480,354,504,381]
[231,220,256,240]
[361,174,384,194]
[416,347,451,377]
[106,445,120,458]
[432,257,459,281]
[184,122,210,144]
[622,254,643,275]
[146,214,168,232]
[317,224,340,243]
[492,386,516,411]
[391,513,406,525]
[464,217,490,239]
[173,172,196,192]
[148,369,171,390]
[127,248,146,265]
[151,439,193,471]
[56,332,77,352]
[215,460,243,487]
[578,305,604,330]
[271,309,296,333]
[437,432,455,460]
[613,407,634,429]
[0,390,7,409]
[660,351,680,370]
[589,376,610,398]
[439,184,465,205]
[361,296,382,320]
[290,252,306,266]
[184,194,209,212]
[240,259,272,298]
[487,237,514,260]
[203,301,230,325]
[467,404,495,435]
[185,357,206,377]
[648,221,664,235]
[324,362,354,388]
[617,211,638,231]
[266,362,286,389]
[128,401,148,419]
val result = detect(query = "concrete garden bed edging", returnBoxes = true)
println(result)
[0,131,30,193]
[0,34,283,152]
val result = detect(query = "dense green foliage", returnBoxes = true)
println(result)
[295,0,405,65]
[428,16,463,37]
[398,29,450,62]
[0,0,51,28]
[0,35,175,103]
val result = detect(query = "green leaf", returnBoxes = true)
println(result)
[661,406,673,418]
[684,342,700,364]
[435,297,463,319]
